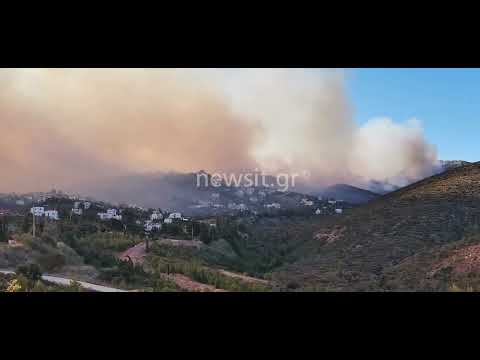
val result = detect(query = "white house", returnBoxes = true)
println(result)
[335,208,343,214]
[231,203,248,211]
[16,200,25,206]
[265,203,281,209]
[144,220,162,232]
[301,199,314,206]
[168,212,182,219]
[72,208,83,216]
[151,212,163,221]
[151,223,162,231]
[74,201,81,209]
[315,208,322,215]
[164,218,173,224]
[97,213,109,220]
[83,201,91,210]
[328,200,337,205]
[107,209,118,217]
[30,207,45,217]
[45,210,60,220]
[97,211,122,221]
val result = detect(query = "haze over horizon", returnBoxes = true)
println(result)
[2,68,474,194]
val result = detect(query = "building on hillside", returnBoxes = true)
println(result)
[315,208,322,215]
[97,210,122,221]
[265,203,281,209]
[164,218,173,224]
[301,198,314,206]
[328,200,337,205]
[44,210,60,220]
[335,208,343,214]
[144,220,162,232]
[74,201,81,209]
[151,211,163,221]
[107,209,118,217]
[16,200,25,206]
[30,207,45,217]
[83,201,91,210]
[168,212,182,219]
[97,213,109,220]
[72,208,83,216]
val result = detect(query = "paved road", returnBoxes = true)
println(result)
[0,270,128,292]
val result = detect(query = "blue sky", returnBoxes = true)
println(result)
[345,69,480,162]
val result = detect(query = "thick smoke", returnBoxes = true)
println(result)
[0,69,261,192]
[0,68,438,194]
[214,69,438,189]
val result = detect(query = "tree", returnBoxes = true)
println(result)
[16,263,42,282]
[0,218,7,242]
[199,224,211,244]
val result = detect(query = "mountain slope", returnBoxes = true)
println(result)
[272,162,480,291]
[316,184,380,204]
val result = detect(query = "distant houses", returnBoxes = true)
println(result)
[44,210,60,220]
[72,208,83,215]
[265,203,281,209]
[98,208,122,221]
[144,220,162,232]
[30,207,59,220]
[228,203,248,211]
[301,198,314,206]
[150,211,163,221]
[168,212,182,219]
[31,207,45,217]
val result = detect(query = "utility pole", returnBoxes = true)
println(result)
[32,212,36,238]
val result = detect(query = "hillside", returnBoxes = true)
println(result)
[272,162,480,291]
[316,184,380,204]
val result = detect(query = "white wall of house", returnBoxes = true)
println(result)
[31,207,45,216]
[45,210,59,220]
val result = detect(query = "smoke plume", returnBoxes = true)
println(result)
[0,68,438,194]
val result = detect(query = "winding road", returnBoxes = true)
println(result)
[0,270,128,292]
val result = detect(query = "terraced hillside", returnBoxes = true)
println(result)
[272,162,480,291]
